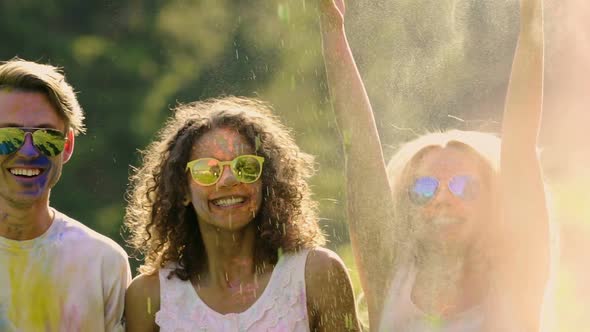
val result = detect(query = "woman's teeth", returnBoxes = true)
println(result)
[212,197,245,207]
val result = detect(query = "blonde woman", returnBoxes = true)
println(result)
[320,0,549,330]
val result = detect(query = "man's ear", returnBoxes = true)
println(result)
[62,129,75,164]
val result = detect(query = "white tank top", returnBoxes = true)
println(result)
[155,249,311,332]
[379,264,485,332]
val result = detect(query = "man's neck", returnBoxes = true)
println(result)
[0,202,54,241]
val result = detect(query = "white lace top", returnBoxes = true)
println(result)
[155,249,311,332]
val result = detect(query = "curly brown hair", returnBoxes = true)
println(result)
[125,96,325,280]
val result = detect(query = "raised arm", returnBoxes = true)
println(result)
[319,0,396,327]
[498,0,549,329]
[306,248,361,332]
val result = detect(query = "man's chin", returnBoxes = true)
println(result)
[3,190,50,208]
[14,198,43,209]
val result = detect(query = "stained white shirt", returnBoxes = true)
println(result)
[0,209,131,331]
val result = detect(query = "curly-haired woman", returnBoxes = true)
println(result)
[123,96,360,331]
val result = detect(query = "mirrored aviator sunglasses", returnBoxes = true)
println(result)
[0,127,67,157]
[408,175,480,205]
[185,154,265,186]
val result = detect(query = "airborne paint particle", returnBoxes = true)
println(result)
[277,4,290,22]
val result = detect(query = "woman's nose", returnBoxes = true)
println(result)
[216,165,239,188]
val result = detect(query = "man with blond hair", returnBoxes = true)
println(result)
[0,58,131,331]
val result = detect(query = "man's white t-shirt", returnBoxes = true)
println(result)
[0,209,131,331]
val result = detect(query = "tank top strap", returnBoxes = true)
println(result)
[275,247,311,285]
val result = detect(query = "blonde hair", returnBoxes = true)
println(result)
[0,57,85,134]
[386,130,501,265]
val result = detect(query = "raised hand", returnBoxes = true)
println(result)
[499,0,548,330]
[319,0,345,28]
[319,0,395,328]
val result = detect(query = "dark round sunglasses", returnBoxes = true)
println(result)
[408,175,480,205]
[0,127,67,157]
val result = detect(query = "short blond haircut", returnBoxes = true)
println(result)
[0,57,85,134]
